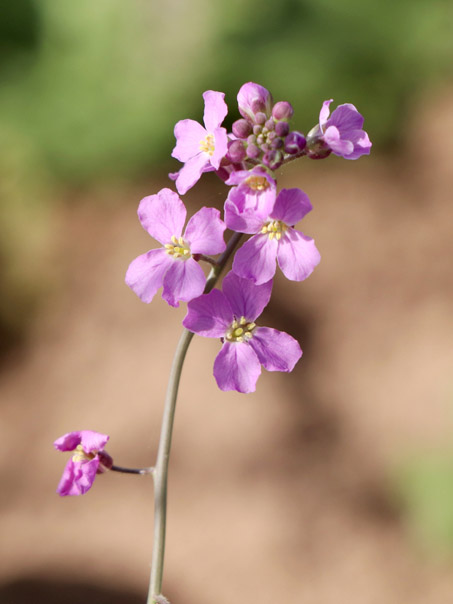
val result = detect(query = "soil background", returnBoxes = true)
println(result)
[1,93,453,604]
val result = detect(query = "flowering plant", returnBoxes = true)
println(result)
[54,82,371,603]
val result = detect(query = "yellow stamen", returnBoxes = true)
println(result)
[165,235,191,260]
[245,175,269,192]
[199,133,215,156]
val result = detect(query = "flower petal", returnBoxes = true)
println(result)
[277,229,321,281]
[54,431,109,453]
[319,99,333,127]
[184,207,226,255]
[249,327,302,372]
[270,188,312,226]
[57,458,99,496]
[125,248,173,303]
[210,127,229,169]
[224,188,268,234]
[232,234,278,285]
[323,126,354,156]
[162,258,206,307]
[203,90,228,132]
[175,152,210,195]
[213,342,261,393]
[222,272,272,322]
[183,289,233,337]
[138,189,186,244]
[328,103,364,131]
[172,119,207,163]
[342,129,372,159]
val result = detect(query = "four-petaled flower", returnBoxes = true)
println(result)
[126,188,226,307]
[229,188,321,285]
[54,430,112,496]
[318,100,372,160]
[183,272,302,393]
[172,90,229,195]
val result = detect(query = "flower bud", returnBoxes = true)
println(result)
[255,112,267,125]
[246,143,260,159]
[232,119,252,139]
[227,140,247,163]
[284,131,306,155]
[263,149,283,170]
[275,121,289,137]
[272,101,294,121]
[237,82,273,122]
[271,137,284,150]
[264,119,275,131]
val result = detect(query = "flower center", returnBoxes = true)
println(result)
[245,175,270,192]
[261,219,287,241]
[199,133,215,156]
[72,444,95,463]
[164,236,191,260]
[225,316,256,343]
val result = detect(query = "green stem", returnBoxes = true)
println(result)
[147,231,242,603]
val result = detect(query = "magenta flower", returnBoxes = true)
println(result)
[126,188,226,307]
[224,168,277,233]
[171,90,229,195]
[54,430,112,496]
[183,272,302,393]
[237,82,273,123]
[230,188,321,285]
[318,100,371,159]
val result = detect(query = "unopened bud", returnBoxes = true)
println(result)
[232,119,252,139]
[255,112,267,125]
[246,143,260,159]
[284,131,306,155]
[227,140,246,163]
[272,101,294,121]
[263,149,283,170]
[275,121,290,137]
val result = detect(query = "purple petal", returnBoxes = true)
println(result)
[125,248,173,304]
[249,327,302,372]
[323,126,354,157]
[342,129,372,159]
[184,207,226,255]
[213,342,261,393]
[175,153,210,195]
[54,430,109,453]
[183,289,233,337]
[232,234,278,285]
[270,188,312,226]
[328,103,364,132]
[203,90,228,132]
[319,99,333,127]
[172,119,207,163]
[138,189,186,244]
[210,127,229,169]
[277,229,321,281]
[224,187,269,234]
[162,258,206,307]
[57,458,99,496]
[222,271,272,321]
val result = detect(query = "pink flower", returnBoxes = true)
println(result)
[183,272,302,393]
[171,90,228,195]
[318,100,371,159]
[126,188,226,307]
[231,188,321,285]
[54,430,111,496]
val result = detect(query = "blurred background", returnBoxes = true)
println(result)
[1,0,453,602]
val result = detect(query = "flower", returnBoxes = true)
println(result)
[126,188,226,307]
[171,90,228,195]
[54,430,111,496]
[229,188,321,285]
[183,272,302,393]
[316,100,371,159]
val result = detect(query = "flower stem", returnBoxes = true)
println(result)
[111,465,154,475]
[147,231,242,603]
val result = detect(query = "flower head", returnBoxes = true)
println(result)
[183,272,302,393]
[54,430,111,496]
[171,91,228,194]
[229,188,321,285]
[308,100,371,160]
[126,188,226,307]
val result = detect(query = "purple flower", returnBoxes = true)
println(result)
[237,82,273,123]
[126,188,227,307]
[230,188,321,285]
[54,430,111,496]
[172,90,228,195]
[183,272,302,393]
[318,100,371,159]
[224,168,277,233]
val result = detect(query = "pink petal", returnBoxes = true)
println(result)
[54,430,109,453]
[342,129,372,159]
[213,342,261,393]
[249,327,302,372]
[319,99,333,127]
[232,234,278,285]
[172,119,207,163]
[125,248,173,304]
[224,189,269,234]
[183,289,233,337]
[57,458,99,496]
[138,189,186,244]
[329,103,364,131]
[162,258,206,307]
[210,127,228,169]
[203,90,228,132]
[237,82,273,122]
[270,188,312,226]
[323,126,354,156]
[184,207,226,255]
[222,272,272,322]
[277,229,321,281]
[175,153,210,195]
